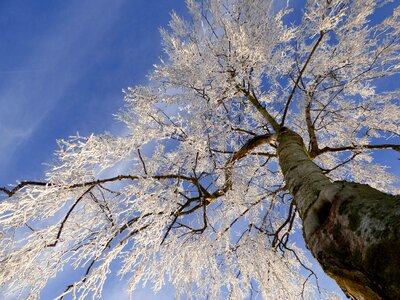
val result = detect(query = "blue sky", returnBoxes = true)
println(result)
[0,0,186,298]
[0,0,398,299]
[0,0,187,184]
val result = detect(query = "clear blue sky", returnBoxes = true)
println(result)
[0,1,398,299]
[0,1,187,298]
[0,0,187,184]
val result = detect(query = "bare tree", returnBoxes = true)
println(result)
[1,0,399,299]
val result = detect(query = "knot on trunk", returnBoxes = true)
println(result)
[307,182,400,300]
[303,185,340,239]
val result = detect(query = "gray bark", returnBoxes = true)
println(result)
[277,128,400,300]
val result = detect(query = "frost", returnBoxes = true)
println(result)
[0,0,399,299]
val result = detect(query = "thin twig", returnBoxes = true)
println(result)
[281,31,325,127]
[137,148,148,176]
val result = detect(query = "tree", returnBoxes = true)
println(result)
[0,0,399,299]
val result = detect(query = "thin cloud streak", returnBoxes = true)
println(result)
[0,69,46,74]
[0,0,126,171]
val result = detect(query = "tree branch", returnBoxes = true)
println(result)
[137,148,148,176]
[322,152,360,174]
[238,86,281,132]
[211,149,276,157]
[46,186,95,247]
[0,174,200,198]
[318,144,400,154]
[222,134,276,193]
[281,31,325,127]
[304,95,319,158]
[272,200,295,248]
[1,181,47,197]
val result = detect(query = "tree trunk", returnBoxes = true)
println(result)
[277,128,400,300]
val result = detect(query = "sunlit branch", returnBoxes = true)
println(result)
[46,186,95,248]
[2,1,399,297]
[61,221,151,299]
[281,31,325,127]
[157,133,279,242]
[137,148,148,176]
[161,215,179,245]
[280,244,321,297]
[318,143,400,154]
[0,174,201,198]
[272,200,295,248]
[229,134,276,161]
[1,133,277,249]
[223,198,264,233]
[322,152,360,174]
[304,95,319,157]
[230,126,257,136]
[312,87,344,128]
[89,191,115,226]
[161,197,200,244]
[238,86,281,132]
[211,149,276,157]
[1,181,47,197]
[222,133,276,192]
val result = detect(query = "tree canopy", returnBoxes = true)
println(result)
[0,0,399,299]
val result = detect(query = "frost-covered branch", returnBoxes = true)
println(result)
[319,143,400,154]
[1,0,399,298]
[281,31,325,127]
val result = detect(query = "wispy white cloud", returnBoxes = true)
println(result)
[0,0,126,171]
[101,281,130,299]
[0,69,46,74]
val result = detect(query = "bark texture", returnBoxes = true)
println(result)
[277,128,400,300]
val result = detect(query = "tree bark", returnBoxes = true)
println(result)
[277,128,400,300]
